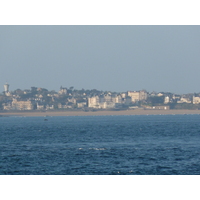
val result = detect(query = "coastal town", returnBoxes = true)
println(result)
[1,83,200,112]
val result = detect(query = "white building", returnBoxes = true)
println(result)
[120,93,126,98]
[127,90,147,102]
[37,102,45,110]
[128,91,140,102]
[3,102,12,110]
[68,98,76,104]
[177,97,191,104]
[88,96,99,108]
[77,102,87,108]
[46,104,54,110]
[157,93,164,97]
[164,96,170,104]
[12,99,34,110]
[193,96,200,104]
[111,95,122,104]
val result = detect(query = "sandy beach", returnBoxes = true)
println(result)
[1,109,200,117]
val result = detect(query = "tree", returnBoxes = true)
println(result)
[146,96,165,106]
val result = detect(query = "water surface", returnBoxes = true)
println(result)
[1,115,200,174]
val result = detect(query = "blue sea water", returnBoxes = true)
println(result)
[1,114,200,175]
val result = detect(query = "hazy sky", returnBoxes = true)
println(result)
[1,26,200,94]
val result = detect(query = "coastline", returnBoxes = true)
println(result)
[1,109,200,117]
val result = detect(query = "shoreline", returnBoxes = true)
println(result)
[1,109,200,117]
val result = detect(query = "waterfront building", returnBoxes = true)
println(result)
[12,99,34,110]
[128,90,147,102]
[68,97,76,104]
[128,91,140,102]
[2,101,12,110]
[193,96,200,104]
[36,102,45,110]
[77,102,87,108]
[111,95,122,104]
[104,94,112,103]
[46,104,54,110]
[144,105,170,110]
[88,96,99,108]
[58,103,69,109]
[177,97,191,104]
[140,90,148,100]
[125,96,132,105]
[164,96,170,104]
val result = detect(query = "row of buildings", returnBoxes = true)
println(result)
[88,91,148,109]
[2,91,147,110]
[2,83,200,111]
[163,95,200,104]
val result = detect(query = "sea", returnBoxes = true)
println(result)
[1,114,200,175]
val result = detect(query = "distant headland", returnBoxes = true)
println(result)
[1,83,200,113]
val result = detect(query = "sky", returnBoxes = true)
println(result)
[1,25,200,94]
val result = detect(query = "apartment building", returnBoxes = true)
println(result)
[111,95,122,104]
[12,99,34,110]
[128,90,147,102]
[88,96,99,108]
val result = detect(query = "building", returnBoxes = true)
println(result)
[46,104,54,110]
[4,83,11,96]
[193,96,200,104]
[125,96,132,105]
[128,91,140,102]
[144,105,170,110]
[164,96,170,104]
[58,86,67,95]
[177,97,191,104]
[2,101,12,110]
[105,94,112,103]
[4,83,9,93]
[77,102,87,108]
[172,95,181,101]
[88,96,99,108]
[37,102,45,110]
[68,97,76,104]
[157,93,164,97]
[127,90,147,102]
[139,90,148,100]
[58,103,69,109]
[12,99,34,110]
[111,95,122,104]
[120,93,126,98]
[153,106,170,110]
